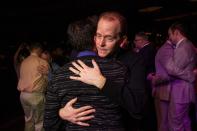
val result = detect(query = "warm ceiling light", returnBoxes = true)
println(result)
[138,6,163,13]
[189,0,197,2]
[154,12,197,21]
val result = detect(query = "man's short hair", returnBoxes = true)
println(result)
[67,16,98,51]
[135,32,149,41]
[169,22,188,38]
[29,42,43,51]
[99,11,127,37]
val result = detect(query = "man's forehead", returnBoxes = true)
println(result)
[97,20,120,35]
[96,30,118,38]
[98,18,119,26]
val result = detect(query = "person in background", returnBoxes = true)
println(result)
[133,31,157,131]
[13,42,30,79]
[148,39,173,131]
[17,42,49,131]
[39,49,60,81]
[133,31,156,74]
[51,44,70,67]
[165,22,197,131]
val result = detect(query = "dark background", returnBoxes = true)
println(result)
[0,0,197,130]
[1,0,197,45]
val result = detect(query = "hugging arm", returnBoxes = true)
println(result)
[69,57,146,119]
[60,57,146,125]
[69,59,106,89]
[59,97,95,126]
[164,46,195,82]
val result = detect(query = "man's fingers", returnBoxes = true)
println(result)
[77,60,88,69]
[76,109,96,118]
[77,115,94,122]
[70,76,81,81]
[72,62,83,71]
[69,67,80,75]
[75,121,90,127]
[75,105,95,113]
[92,59,99,70]
[67,97,77,107]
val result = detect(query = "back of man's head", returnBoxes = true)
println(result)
[135,32,149,41]
[29,42,43,53]
[67,16,98,52]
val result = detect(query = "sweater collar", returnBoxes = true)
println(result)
[77,50,97,58]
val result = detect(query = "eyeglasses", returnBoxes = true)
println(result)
[95,34,119,42]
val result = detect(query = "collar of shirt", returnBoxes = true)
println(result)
[166,40,172,45]
[77,50,97,58]
[139,42,150,50]
[175,38,185,48]
[142,42,150,48]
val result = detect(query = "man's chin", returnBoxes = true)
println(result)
[98,52,107,58]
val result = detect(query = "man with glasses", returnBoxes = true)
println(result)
[59,11,147,131]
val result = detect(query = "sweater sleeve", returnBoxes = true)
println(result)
[44,80,64,131]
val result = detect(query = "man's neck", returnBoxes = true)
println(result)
[31,52,39,57]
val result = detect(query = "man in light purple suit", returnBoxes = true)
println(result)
[165,22,197,131]
[150,39,193,131]
[150,40,173,131]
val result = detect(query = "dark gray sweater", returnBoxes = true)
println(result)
[44,56,127,131]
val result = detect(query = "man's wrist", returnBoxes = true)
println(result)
[94,75,106,90]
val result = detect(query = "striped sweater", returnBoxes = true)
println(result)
[44,55,127,131]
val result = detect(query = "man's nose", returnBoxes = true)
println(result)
[99,38,106,47]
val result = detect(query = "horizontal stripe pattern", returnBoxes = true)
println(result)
[44,56,127,131]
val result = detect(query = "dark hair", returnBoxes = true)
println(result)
[135,31,149,41]
[67,16,98,51]
[17,47,30,64]
[99,11,127,37]
[169,22,188,38]
[29,41,43,51]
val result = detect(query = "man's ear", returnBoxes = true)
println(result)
[120,36,128,49]
[94,35,96,43]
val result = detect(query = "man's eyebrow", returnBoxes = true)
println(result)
[105,35,113,37]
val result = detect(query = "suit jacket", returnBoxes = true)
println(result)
[165,39,197,103]
[154,41,173,101]
[44,55,127,131]
[102,50,147,119]
[139,43,156,74]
